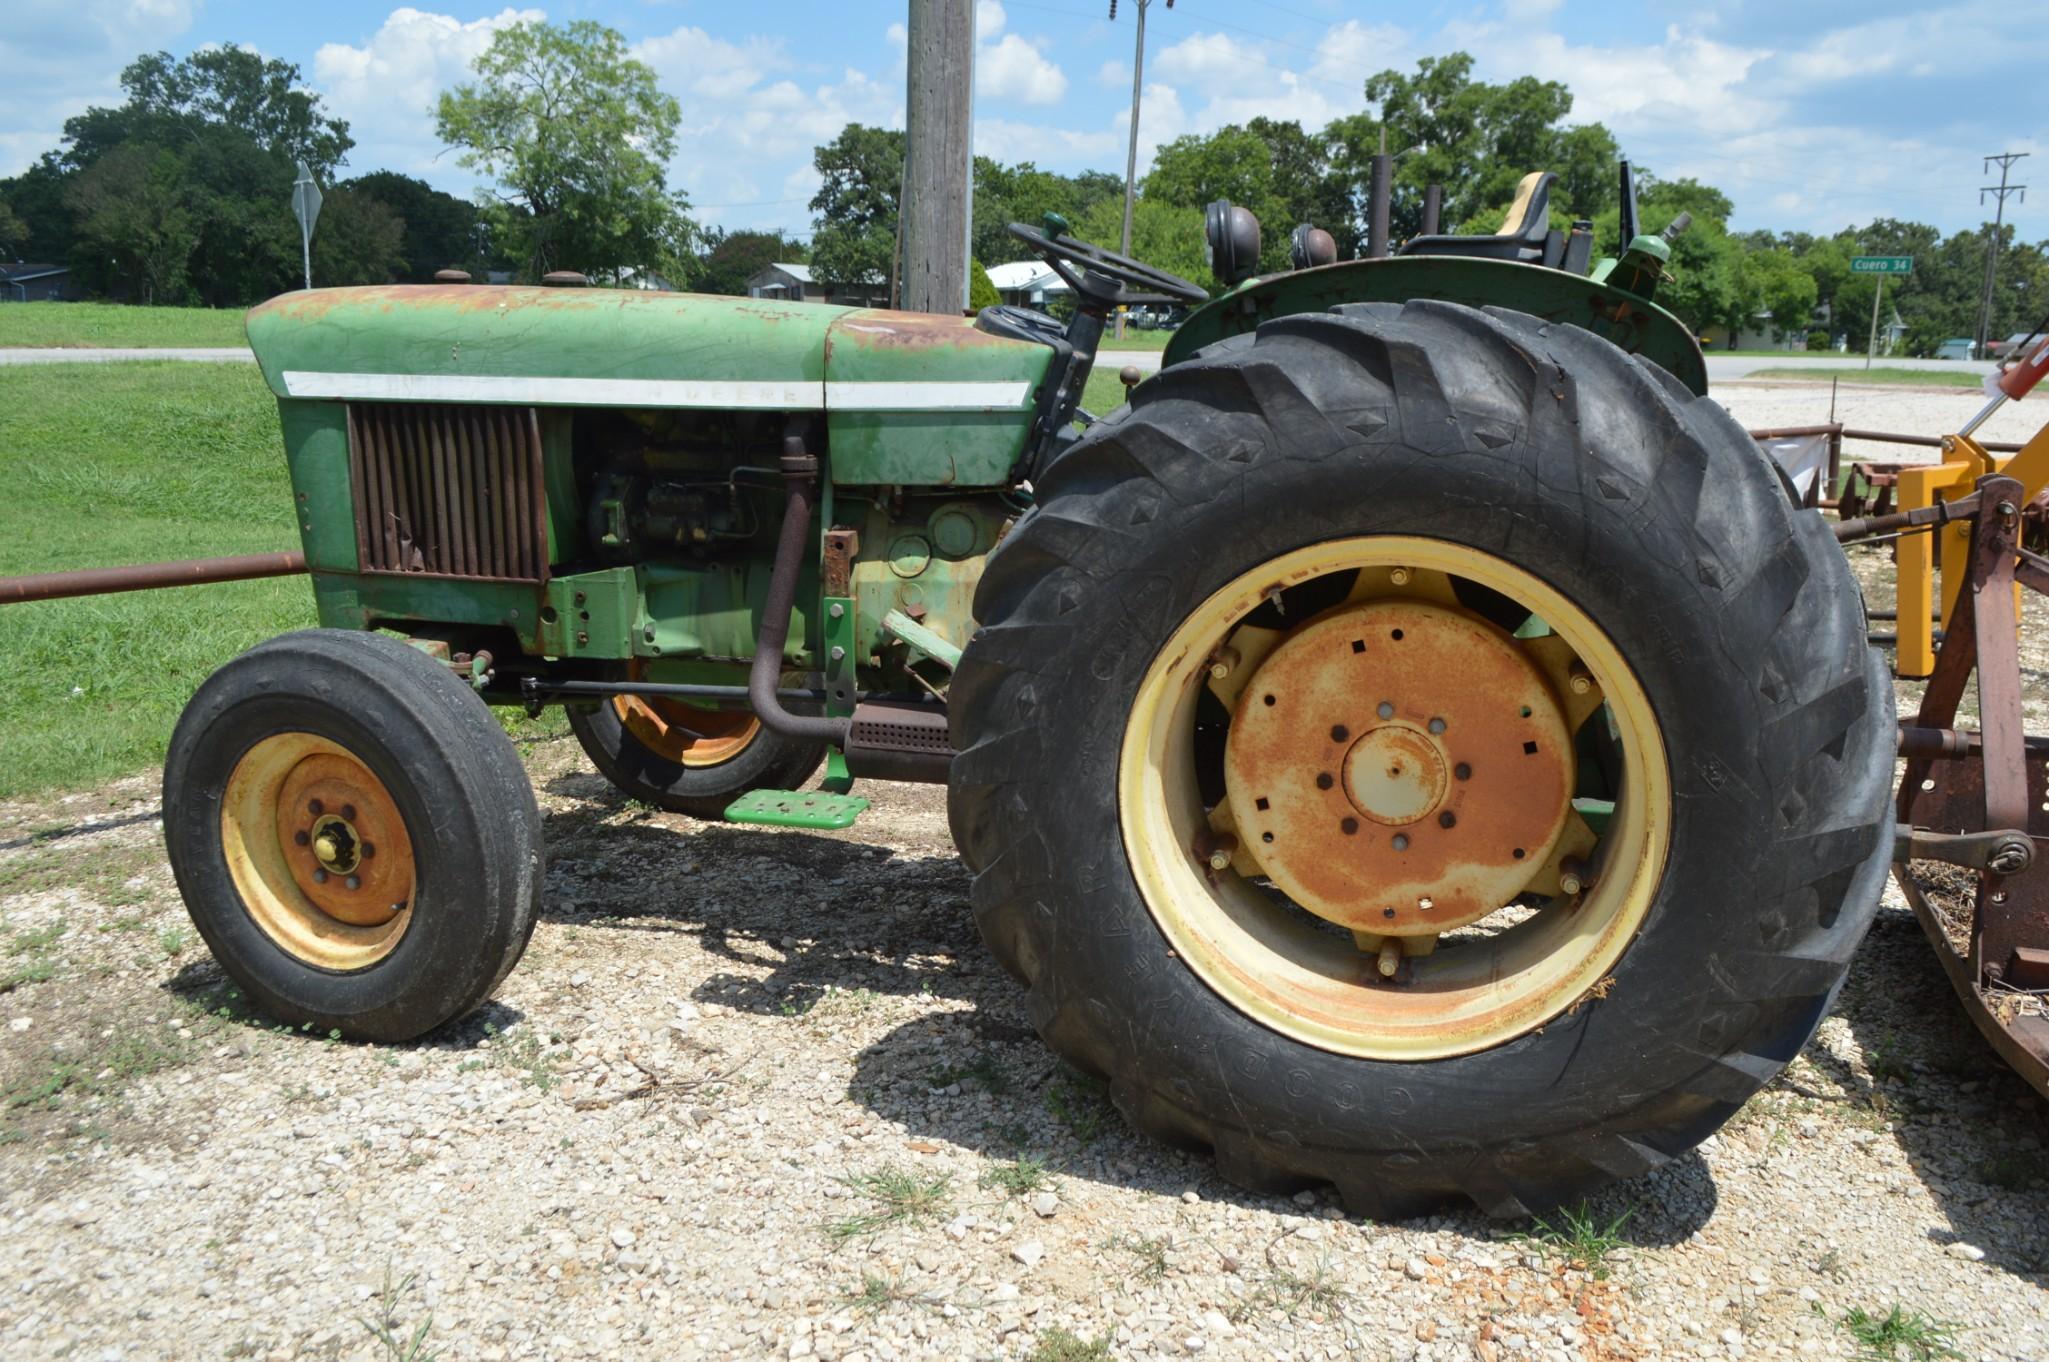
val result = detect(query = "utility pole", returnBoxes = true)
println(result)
[1976,152,2028,359]
[901,0,974,315]
[1110,0,1172,338]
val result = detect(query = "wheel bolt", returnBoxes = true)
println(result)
[308,799,324,815]
[1315,772,1333,790]
[1438,811,1457,829]
[293,830,310,847]
[1392,834,1409,851]
[345,875,361,890]
[1568,664,1594,695]
[1377,701,1394,719]
[1389,567,1412,586]
[1428,717,1446,734]
[312,868,328,884]
[1454,762,1472,780]
[361,843,376,859]
[342,805,357,820]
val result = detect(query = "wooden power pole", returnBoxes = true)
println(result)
[902,0,974,315]
[1110,0,1172,338]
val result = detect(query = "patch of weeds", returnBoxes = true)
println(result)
[845,1271,941,1317]
[1,956,54,993]
[826,1166,954,1243]
[1513,1203,1631,1279]
[927,1052,1011,1094]
[156,925,191,958]
[360,1266,438,1362]
[1109,1232,1170,1283]
[1828,1303,1965,1361]
[1045,1069,1115,1143]
[1232,1254,1348,1321]
[1975,1148,2049,1190]
[1865,1034,1914,1087]
[8,921,66,954]
[5,1022,187,1112]
[979,1155,1051,1198]
[481,1021,557,1092]
[1025,1329,1114,1362]
[809,985,882,1019]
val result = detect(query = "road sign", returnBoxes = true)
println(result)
[291,160,323,291]
[1851,255,1912,274]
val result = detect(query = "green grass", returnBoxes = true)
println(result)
[1830,1304,1966,1361]
[0,302,250,349]
[1025,1330,1115,1362]
[825,1166,955,1243]
[0,362,312,797]
[1097,327,1173,351]
[1748,366,1983,389]
[978,1155,1051,1197]
[1513,1203,1632,1278]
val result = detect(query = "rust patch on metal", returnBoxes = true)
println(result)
[1223,600,1574,936]
[349,402,549,583]
[275,752,414,928]
[831,308,1025,351]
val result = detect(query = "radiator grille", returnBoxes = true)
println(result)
[346,403,548,582]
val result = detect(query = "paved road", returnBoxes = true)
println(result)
[0,347,253,365]
[1706,353,1994,381]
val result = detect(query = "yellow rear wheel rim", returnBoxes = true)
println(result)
[221,733,416,971]
[1117,536,1671,1060]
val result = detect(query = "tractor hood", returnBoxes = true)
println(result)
[246,284,1054,486]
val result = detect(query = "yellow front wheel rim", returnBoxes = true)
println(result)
[1117,536,1672,1060]
[222,733,416,971]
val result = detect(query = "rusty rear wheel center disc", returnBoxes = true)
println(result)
[615,694,762,768]
[1224,600,1574,936]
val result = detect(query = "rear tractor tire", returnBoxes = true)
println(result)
[566,692,826,819]
[948,300,1894,1218]
[163,630,543,1043]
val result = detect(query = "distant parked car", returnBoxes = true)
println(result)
[1935,338,1976,361]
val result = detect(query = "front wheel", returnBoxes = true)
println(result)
[949,300,1894,1217]
[163,630,543,1042]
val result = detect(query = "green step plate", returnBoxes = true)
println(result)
[724,789,871,830]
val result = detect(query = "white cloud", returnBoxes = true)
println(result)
[1503,0,1562,23]
[980,33,1068,105]
[313,8,542,183]
[0,0,199,180]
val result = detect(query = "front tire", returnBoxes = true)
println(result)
[948,301,1893,1217]
[164,630,543,1042]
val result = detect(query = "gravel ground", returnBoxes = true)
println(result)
[3,382,2047,1362]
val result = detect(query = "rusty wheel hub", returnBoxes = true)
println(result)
[276,754,412,928]
[1223,600,1574,937]
[615,695,762,768]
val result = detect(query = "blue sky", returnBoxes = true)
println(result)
[4,1,2043,242]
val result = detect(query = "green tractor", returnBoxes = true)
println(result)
[163,170,1891,1217]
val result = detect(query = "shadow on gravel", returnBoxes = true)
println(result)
[532,772,1727,1242]
[1827,904,2049,1280]
[534,780,983,1017]
[158,960,526,1050]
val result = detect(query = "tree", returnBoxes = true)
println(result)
[436,20,698,283]
[65,143,197,303]
[809,124,903,290]
[1343,53,1623,241]
[1145,119,1354,268]
[0,199,25,258]
[59,46,352,176]
[1737,248,1819,342]
[311,188,407,286]
[1074,195,1213,296]
[343,171,490,281]
[696,228,807,296]
[972,160,1119,264]
[968,258,999,311]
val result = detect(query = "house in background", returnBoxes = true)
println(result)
[984,260,1069,311]
[0,263,78,302]
[744,263,886,308]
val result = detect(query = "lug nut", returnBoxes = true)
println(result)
[1202,833,1238,872]
[1377,701,1394,719]
[1377,939,1402,977]
[1389,567,1412,586]
[1392,834,1409,851]
[345,875,361,890]
[308,799,324,815]
[1559,857,1589,896]
[1207,646,1239,680]
[1454,762,1472,780]
[293,830,310,847]
[1568,664,1594,695]
[342,805,356,820]
[312,868,328,884]
[361,843,376,859]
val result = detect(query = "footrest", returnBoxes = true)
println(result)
[724,789,871,830]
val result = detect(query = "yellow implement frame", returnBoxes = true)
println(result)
[1893,421,2049,677]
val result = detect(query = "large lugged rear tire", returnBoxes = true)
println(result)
[164,630,543,1042]
[948,301,1893,1218]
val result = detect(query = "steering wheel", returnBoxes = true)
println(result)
[1007,220,1209,307]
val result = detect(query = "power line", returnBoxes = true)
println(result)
[1976,151,2028,357]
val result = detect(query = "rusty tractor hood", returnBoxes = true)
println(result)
[244,285,1053,422]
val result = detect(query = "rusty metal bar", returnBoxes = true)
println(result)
[0,552,307,604]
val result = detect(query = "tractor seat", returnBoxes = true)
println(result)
[1398,171,1564,268]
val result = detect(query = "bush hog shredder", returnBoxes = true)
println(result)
[21,165,2033,1220]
